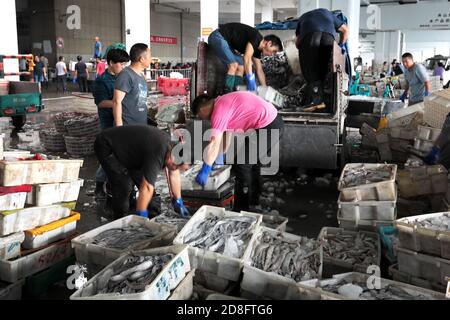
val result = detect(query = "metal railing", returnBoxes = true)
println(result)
[146,68,192,81]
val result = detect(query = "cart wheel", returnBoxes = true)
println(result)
[12,115,26,130]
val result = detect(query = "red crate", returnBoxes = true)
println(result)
[158,77,189,96]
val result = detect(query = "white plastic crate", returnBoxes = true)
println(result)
[0,279,24,300]
[388,263,447,293]
[300,272,446,300]
[413,137,434,153]
[417,125,442,141]
[180,163,232,191]
[0,231,24,260]
[397,247,450,286]
[388,127,417,140]
[386,103,424,128]
[173,205,262,282]
[70,245,191,300]
[0,205,71,236]
[337,212,395,232]
[71,215,176,274]
[261,214,289,232]
[23,212,80,250]
[337,192,396,221]
[26,179,84,207]
[240,226,322,300]
[0,159,84,186]
[338,164,397,202]
[424,90,450,128]
[0,192,27,212]
[397,165,448,198]
[168,269,195,300]
[0,237,73,282]
[395,212,450,260]
[257,86,286,108]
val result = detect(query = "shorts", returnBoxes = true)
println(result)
[208,30,244,67]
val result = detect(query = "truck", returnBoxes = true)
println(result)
[424,55,450,87]
[0,54,45,129]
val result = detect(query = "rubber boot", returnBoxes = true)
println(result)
[95,181,107,200]
[234,76,244,89]
[224,75,236,93]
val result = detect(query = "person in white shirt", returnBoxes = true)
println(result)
[55,56,68,93]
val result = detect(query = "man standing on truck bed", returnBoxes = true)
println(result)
[295,8,349,108]
[208,23,283,93]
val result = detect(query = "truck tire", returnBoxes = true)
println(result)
[12,115,26,130]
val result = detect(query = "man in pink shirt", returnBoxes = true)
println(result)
[192,91,284,211]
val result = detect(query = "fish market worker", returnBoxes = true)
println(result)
[208,23,283,93]
[295,8,349,107]
[192,91,284,212]
[400,52,431,106]
[94,125,190,219]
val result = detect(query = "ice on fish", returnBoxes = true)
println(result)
[413,213,450,232]
[90,223,159,250]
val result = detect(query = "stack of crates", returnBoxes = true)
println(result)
[411,125,441,158]
[337,163,398,232]
[0,153,84,299]
[423,88,450,129]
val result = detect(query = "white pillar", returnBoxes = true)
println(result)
[0,0,19,81]
[332,0,360,63]
[374,30,402,68]
[124,0,151,53]
[200,0,218,42]
[261,0,273,23]
[241,0,255,27]
[298,0,320,18]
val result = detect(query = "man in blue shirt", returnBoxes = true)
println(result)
[93,48,130,199]
[94,36,102,59]
[295,8,348,108]
[400,52,431,106]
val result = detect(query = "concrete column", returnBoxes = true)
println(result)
[332,0,360,62]
[0,0,19,81]
[123,0,151,53]
[200,0,218,42]
[241,0,255,27]
[298,0,319,18]
[261,0,273,23]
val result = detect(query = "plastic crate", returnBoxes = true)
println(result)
[338,163,397,201]
[337,192,397,221]
[423,90,450,128]
[0,231,24,260]
[168,269,195,300]
[337,211,395,232]
[388,263,447,293]
[0,192,27,211]
[386,102,424,128]
[70,245,191,300]
[417,125,442,141]
[413,137,434,153]
[71,215,176,274]
[173,205,262,282]
[318,227,381,278]
[26,179,84,207]
[0,205,71,236]
[181,163,232,191]
[397,165,448,198]
[388,127,417,140]
[395,212,450,259]
[397,247,450,286]
[0,279,24,300]
[0,159,84,186]
[158,77,189,96]
[261,214,289,232]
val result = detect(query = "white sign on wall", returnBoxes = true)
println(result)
[66,5,81,30]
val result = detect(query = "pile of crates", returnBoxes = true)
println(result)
[411,125,441,158]
[337,163,398,232]
[0,148,83,299]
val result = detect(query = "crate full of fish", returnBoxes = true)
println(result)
[70,245,190,300]
[240,226,322,300]
[71,215,177,274]
[168,269,195,300]
[337,212,395,232]
[0,237,73,282]
[395,212,450,260]
[299,272,445,300]
[261,214,289,232]
[318,227,380,278]
[0,205,71,236]
[0,231,24,260]
[0,279,24,300]
[338,164,397,201]
[173,205,262,282]
[397,165,448,198]
[388,263,447,293]
[337,192,397,222]
[22,212,80,250]
[396,247,450,286]
[0,192,27,211]
[150,209,190,233]
[0,159,84,186]
[180,163,232,191]
[26,179,84,207]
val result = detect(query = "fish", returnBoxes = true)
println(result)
[412,213,450,232]
[341,164,393,188]
[90,223,159,250]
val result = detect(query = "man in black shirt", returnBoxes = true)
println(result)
[208,22,283,93]
[94,125,190,219]
[74,55,88,92]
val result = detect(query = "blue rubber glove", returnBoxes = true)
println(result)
[72,77,77,84]
[424,90,430,97]
[195,163,212,187]
[424,146,441,165]
[245,73,257,92]
[172,198,190,217]
[136,210,149,218]
[213,153,225,170]
[400,91,408,103]
[339,43,346,55]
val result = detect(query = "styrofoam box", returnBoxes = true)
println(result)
[413,137,434,153]
[417,125,441,141]
[181,163,232,191]
[395,212,450,260]
[338,164,397,201]
[0,232,24,260]
[0,159,84,186]
[173,205,262,282]
[168,269,195,300]
[337,212,395,232]
[240,226,322,300]
[0,205,71,236]
[70,245,191,300]
[26,179,84,207]
[0,279,24,300]
[71,215,177,272]
[397,247,450,286]
[0,237,73,282]
[318,227,381,275]
[300,272,445,300]
[388,263,447,293]
[0,192,27,212]
[338,192,397,221]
